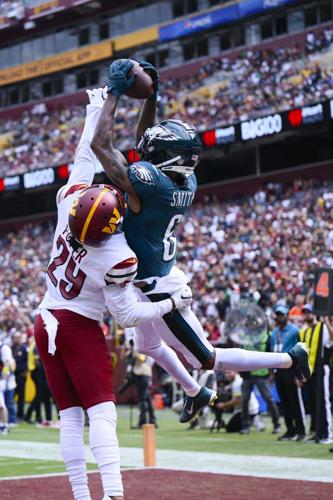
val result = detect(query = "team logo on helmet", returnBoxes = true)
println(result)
[68,184,125,247]
[136,119,202,176]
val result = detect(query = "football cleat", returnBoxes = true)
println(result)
[288,342,312,383]
[179,387,217,423]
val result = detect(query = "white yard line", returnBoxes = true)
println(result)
[0,440,332,483]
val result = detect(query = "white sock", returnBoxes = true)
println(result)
[87,402,123,498]
[147,343,201,397]
[214,348,292,371]
[59,406,91,500]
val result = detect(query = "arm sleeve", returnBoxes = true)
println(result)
[103,283,173,328]
[69,104,102,185]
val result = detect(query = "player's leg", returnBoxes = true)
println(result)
[133,315,201,397]
[134,316,217,422]
[34,313,91,500]
[158,301,310,379]
[53,311,123,499]
[145,302,310,421]
[87,402,123,499]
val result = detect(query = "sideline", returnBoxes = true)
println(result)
[0,440,332,483]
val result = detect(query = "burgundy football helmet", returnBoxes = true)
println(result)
[68,184,126,247]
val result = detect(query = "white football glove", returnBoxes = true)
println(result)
[171,286,192,310]
[86,87,107,108]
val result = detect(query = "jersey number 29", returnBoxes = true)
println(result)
[163,214,183,261]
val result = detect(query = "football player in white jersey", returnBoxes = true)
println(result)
[34,89,192,500]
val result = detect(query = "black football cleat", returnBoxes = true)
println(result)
[179,387,217,423]
[288,342,312,383]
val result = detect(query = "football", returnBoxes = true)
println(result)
[124,59,154,99]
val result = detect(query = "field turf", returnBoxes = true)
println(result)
[0,406,332,479]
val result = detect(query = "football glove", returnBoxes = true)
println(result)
[171,286,193,310]
[137,59,159,102]
[86,87,107,108]
[107,59,137,97]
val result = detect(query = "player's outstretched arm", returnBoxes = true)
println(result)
[56,89,105,203]
[69,89,106,186]
[105,284,191,328]
[91,60,141,212]
[135,60,159,145]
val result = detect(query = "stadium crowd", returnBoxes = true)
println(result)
[1,176,333,440]
[1,29,333,176]
[1,176,333,345]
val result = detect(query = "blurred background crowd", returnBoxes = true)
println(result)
[1,175,333,440]
[1,29,333,176]
[2,177,333,340]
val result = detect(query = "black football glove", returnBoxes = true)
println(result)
[137,60,159,102]
[107,59,137,97]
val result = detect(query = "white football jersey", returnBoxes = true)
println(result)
[40,183,138,321]
[40,103,174,327]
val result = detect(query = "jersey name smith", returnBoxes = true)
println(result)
[171,191,194,207]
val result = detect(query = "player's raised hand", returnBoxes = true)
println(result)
[86,87,107,108]
[137,60,159,101]
[107,59,137,97]
[171,286,193,310]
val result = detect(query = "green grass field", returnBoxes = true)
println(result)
[0,406,332,479]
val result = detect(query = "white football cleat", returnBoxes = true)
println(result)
[86,87,107,108]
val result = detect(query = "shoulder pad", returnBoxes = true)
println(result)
[56,183,89,205]
[105,256,138,286]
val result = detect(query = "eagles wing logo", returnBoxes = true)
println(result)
[132,165,155,185]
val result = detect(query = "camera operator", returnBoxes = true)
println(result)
[123,340,157,429]
[214,370,264,433]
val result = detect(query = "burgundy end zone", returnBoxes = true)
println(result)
[1,470,331,500]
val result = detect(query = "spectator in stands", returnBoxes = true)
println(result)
[1,35,333,176]
[2,178,333,348]
[271,306,306,441]
[300,305,333,444]
[289,294,306,327]
[11,331,28,421]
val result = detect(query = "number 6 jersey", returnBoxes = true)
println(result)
[123,161,197,280]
